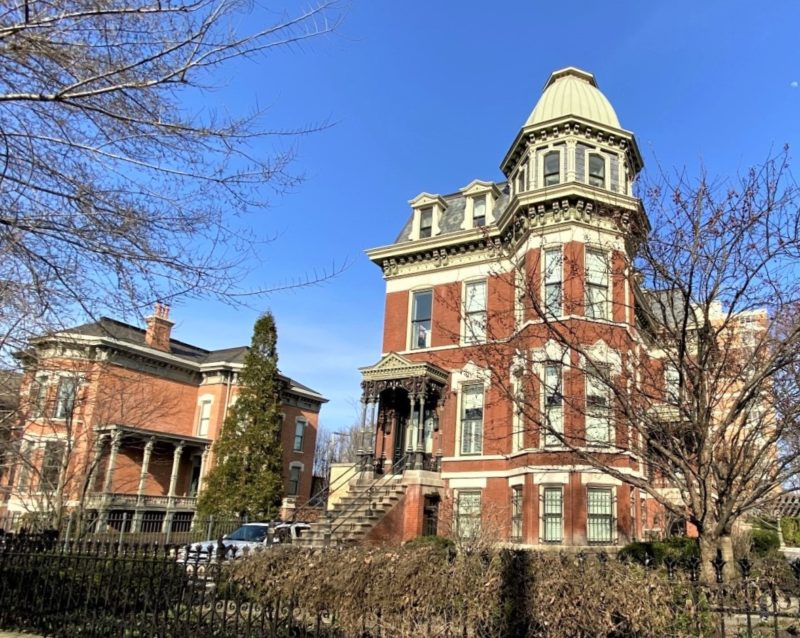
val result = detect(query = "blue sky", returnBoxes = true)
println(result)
[169,0,800,431]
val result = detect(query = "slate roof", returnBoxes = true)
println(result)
[394,181,510,244]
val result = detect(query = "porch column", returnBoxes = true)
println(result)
[86,434,107,498]
[97,431,121,529]
[415,392,425,470]
[136,438,156,503]
[196,446,210,496]
[167,441,185,499]
[356,395,368,468]
[365,397,378,475]
[101,431,122,494]
[406,392,417,463]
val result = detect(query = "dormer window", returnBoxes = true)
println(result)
[544,151,560,186]
[588,154,605,188]
[419,207,433,238]
[473,196,486,227]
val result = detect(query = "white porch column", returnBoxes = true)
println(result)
[86,434,107,498]
[136,437,156,503]
[167,441,185,499]
[101,431,122,494]
[196,446,210,496]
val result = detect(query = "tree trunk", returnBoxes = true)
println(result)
[698,534,717,585]
[698,533,736,584]
[719,534,736,581]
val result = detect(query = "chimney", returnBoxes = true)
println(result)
[145,303,173,352]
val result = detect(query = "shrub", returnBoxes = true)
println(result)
[404,534,455,553]
[618,536,699,567]
[750,528,780,557]
[781,517,800,547]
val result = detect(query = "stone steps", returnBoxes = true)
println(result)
[296,480,406,548]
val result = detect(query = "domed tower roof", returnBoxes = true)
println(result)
[526,67,620,129]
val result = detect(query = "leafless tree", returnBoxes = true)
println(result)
[0,0,342,361]
[469,150,800,581]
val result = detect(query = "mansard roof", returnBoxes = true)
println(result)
[393,181,510,245]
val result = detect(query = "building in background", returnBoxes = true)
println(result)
[0,305,326,531]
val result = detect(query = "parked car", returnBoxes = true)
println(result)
[177,522,310,567]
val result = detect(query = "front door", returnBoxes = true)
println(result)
[392,413,407,471]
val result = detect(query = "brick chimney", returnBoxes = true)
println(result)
[145,303,173,352]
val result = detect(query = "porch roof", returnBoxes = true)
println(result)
[95,424,211,447]
[359,352,449,386]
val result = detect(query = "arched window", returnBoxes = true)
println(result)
[543,151,560,186]
[588,154,605,188]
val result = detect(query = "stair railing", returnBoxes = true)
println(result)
[329,453,411,537]
[291,458,364,523]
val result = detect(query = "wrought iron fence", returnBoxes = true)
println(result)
[0,536,335,637]
[4,538,800,637]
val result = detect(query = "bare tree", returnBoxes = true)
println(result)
[468,151,800,582]
[0,0,342,360]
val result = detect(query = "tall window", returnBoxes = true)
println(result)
[511,486,523,542]
[544,248,562,316]
[585,249,608,319]
[29,376,47,418]
[16,441,33,493]
[664,363,680,403]
[457,491,481,539]
[197,401,212,436]
[516,168,526,194]
[586,366,611,445]
[473,195,486,227]
[53,377,77,419]
[419,207,433,239]
[587,488,614,543]
[543,363,563,447]
[544,151,560,186]
[40,440,66,492]
[293,418,306,451]
[542,487,563,543]
[464,280,487,344]
[288,465,301,496]
[460,384,484,455]
[588,154,605,188]
[411,290,433,349]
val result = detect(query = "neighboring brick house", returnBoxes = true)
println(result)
[354,67,775,549]
[0,306,326,530]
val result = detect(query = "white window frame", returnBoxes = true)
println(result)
[293,417,307,452]
[664,362,680,404]
[409,288,433,350]
[456,490,482,540]
[472,194,487,227]
[587,152,607,188]
[541,485,563,543]
[418,206,433,238]
[585,248,610,320]
[585,364,612,446]
[543,247,563,318]
[53,376,78,420]
[586,486,615,544]
[462,279,487,345]
[287,462,303,496]
[510,486,523,542]
[543,150,561,187]
[29,374,49,419]
[542,362,563,448]
[197,399,212,437]
[459,383,484,456]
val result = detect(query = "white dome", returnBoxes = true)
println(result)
[526,67,620,129]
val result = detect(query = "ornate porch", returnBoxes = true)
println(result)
[358,353,449,476]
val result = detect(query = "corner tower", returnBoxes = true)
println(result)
[351,68,654,550]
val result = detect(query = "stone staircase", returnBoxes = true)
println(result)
[297,476,406,548]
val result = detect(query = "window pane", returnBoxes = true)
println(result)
[465,281,486,313]
[41,440,66,492]
[544,363,563,447]
[457,491,481,539]
[544,249,562,316]
[587,488,613,543]
[586,285,608,319]
[54,378,77,419]
[465,281,487,344]
[197,401,211,436]
[543,487,563,542]
[589,155,605,187]
[411,290,433,349]
[544,152,560,186]
[586,251,608,286]
[473,196,486,227]
[461,385,483,455]
[419,207,433,238]
[294,420,305,451]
